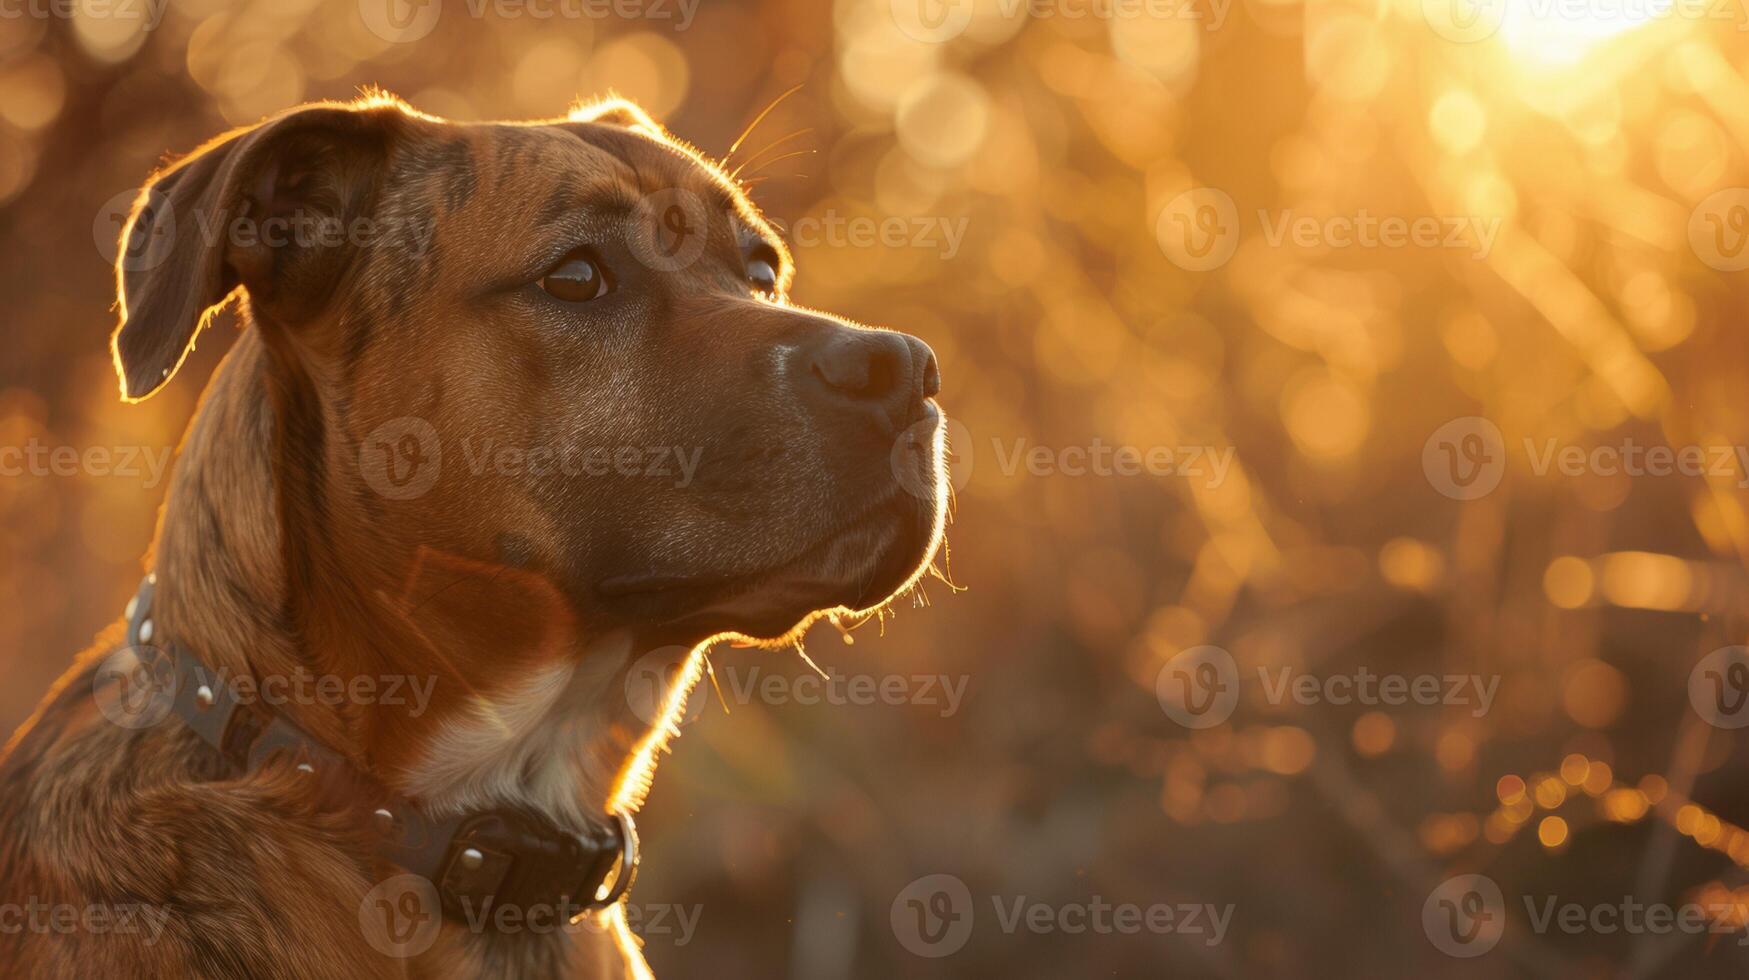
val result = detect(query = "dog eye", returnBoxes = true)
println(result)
[541,248,614,303]
[747,258,778,293]
[746,247,780,294]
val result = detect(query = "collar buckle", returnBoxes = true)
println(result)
[436,810,636,919]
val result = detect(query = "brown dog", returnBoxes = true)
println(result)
[0,95,948,978]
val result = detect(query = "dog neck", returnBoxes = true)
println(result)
[145,326,655,835]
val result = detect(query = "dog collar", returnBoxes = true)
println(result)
[119,573,637,922]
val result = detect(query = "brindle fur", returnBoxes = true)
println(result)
[0,96,946,978]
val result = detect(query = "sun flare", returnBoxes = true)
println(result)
[1499,0,1664,65]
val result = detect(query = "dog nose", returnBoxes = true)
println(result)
[806,329,939,431]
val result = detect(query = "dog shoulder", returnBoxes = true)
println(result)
[0,675,401,978]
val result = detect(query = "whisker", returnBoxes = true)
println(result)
[793,638,830,681]
[725,83,806,165]
[741,148,817,180]
[731,128,816,182]
[704,650,730,717]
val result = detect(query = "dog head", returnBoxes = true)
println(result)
[109,96,949,811]
[114,96,947,645]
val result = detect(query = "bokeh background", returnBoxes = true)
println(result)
[6,0,1749,976]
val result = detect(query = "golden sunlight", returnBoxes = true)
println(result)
[1499,0,1664,65]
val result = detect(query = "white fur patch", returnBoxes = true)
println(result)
[399,633,634,829]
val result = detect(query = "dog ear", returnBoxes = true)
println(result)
[110,104,399,401]
[568,97,662,135]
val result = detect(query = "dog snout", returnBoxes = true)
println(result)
[802,327,939,434]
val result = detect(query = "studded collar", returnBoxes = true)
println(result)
[118,572,637,921]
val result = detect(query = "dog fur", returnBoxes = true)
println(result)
[0,95,947,979]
